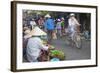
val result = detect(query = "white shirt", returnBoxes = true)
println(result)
[68,17,80,32]
[56,22,61,29]
[68,17,80,26]
[30,21,37,29]
[26,37,48,62]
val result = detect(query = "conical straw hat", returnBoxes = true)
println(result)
[29,26,47,36]
[45,14,51,18]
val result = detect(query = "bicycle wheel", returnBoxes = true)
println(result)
[74,33,82,49]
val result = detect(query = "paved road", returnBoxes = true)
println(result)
[50,35,91,60]
[23,35,91,62]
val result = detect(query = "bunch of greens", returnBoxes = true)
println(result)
[50,50,65,60]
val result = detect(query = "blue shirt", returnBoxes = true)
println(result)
[45,18,54,30]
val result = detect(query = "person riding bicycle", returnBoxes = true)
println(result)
[68,13,81,40]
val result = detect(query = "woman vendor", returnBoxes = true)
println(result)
[25,26,49,62]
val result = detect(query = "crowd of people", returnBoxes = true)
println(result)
[23,13,81,62]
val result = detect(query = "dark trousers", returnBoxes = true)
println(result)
[47,30,53,43]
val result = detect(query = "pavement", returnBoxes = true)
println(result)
[23,35,91,62]
[50,35,91,60]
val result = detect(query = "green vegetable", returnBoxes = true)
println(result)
[50,50,65,60]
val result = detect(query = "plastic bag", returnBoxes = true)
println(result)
[52,32,57,39]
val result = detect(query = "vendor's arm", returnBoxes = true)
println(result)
[38,39,48,50]
[40,44,49,50]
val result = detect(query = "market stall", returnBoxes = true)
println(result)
[25,26,65,62]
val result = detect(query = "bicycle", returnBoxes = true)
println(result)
[66,26,82,49]
[72,31,82,49]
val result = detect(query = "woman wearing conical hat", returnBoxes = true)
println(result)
[24,26,49,62]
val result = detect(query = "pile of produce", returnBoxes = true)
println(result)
[41,40,65,61]
[49,49,65,60]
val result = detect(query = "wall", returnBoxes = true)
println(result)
[0,0,99,73]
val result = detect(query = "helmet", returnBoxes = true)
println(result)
[70,13,75,17]
[61,17,64,20]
